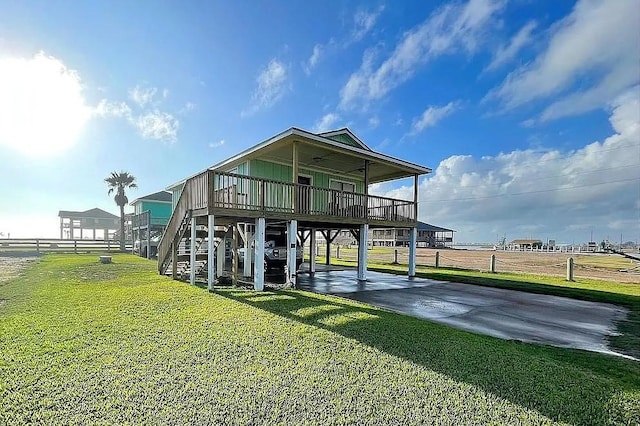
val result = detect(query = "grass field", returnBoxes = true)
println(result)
[322,246,640,283]
[1,254,639,424]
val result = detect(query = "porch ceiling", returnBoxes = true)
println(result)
[217,130,430,183]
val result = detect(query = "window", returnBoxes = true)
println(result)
[330,180,355,192]
[330,180,356,210]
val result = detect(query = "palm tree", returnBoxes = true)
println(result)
[105,171,137,251]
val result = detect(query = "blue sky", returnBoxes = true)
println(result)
[0,0,638,244]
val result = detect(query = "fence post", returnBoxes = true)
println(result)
[393,249,398,264]
[336,246,340,259]
[107,239,111,253]
[435,251,440,268]
[566,257,574,281]
[36,239,40,255]
[490,254,496,273]
[74,240,77,254]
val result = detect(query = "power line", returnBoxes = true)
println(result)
[421,176,640,203]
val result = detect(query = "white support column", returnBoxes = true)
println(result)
[244,230,253,277]
[254,217,266,291]
[286,220,298,285]
[190,216,197,285]
[409,227,417,277]
[216,231,225,278]
[309,228,316,274]
[207,214,215,291]
[358,224,368,281]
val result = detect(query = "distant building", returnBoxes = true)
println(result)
[369,222,455,247]
[128,191,172,256]
[334,222,455,247]
[58,208,119,240]
[509,239,543,250]
[129,190,172,228]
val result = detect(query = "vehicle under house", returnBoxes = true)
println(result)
[158,127,431,290]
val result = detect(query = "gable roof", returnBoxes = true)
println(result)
[167,127,431,190]
[417,222,455,232]
[317,128,372,151]
[58,208,119,220]
[130,190,172,205]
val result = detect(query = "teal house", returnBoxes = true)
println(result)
[130,190,172,227]
[129,191,172,257]
[160,127,431,290]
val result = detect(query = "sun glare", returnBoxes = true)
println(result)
[0,52,92,156]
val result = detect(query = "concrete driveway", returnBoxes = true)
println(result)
[296,270,628,356]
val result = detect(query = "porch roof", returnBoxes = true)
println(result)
[167,127,431,190]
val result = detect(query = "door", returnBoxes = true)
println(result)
[297,175,312,214]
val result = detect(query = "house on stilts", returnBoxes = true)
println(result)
[158,127,431,290]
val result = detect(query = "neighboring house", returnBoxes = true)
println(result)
[333,221,454,247]
[370,222,455,247]
[159,127,431,290]
[128,191,172,258]
[509,239,543,250]
[58,208,119,240]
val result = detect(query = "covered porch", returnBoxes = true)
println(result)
[158,127,430,291]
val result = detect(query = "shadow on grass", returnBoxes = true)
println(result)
[215,286,640,425]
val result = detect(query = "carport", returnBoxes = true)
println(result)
[297,269,629,356]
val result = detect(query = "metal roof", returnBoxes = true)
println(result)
[167,126,431,190]
[58,208,119,220]
[130,191,172,204]
[417,221,455,232]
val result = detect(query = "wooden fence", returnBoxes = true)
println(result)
[0,239,133,254]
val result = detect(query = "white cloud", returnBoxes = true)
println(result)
[304,44,323,75]
[373,88,640,243]
[129,85,158,108]
[135,110,179,142]
[209,139,225,148]
[368,116,380,129]
[411,101,460,133]
[485,20,537,72]
[340,0,504,109]
[0,52,92,156]
[350,5,385,43]
[244,59,289,115]
[487,0,640,121]
[313,113,341,133]
[95,100,132,119]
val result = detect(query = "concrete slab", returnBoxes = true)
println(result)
[297,270,629,357]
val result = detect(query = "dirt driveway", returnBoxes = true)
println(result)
[0,255,37,284]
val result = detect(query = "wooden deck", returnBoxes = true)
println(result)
[158,170,417,271]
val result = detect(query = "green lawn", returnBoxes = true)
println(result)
[1,255,639,425]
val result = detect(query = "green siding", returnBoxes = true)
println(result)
[250,159,292,181]
[327,133,361,148]
[249,160,362,192]
[142,201,171,223]
[135,201,171,225]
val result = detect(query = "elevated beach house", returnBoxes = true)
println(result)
[159,127,431,290]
